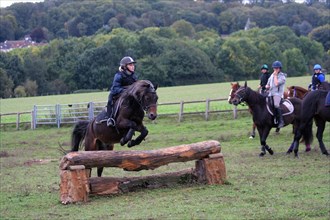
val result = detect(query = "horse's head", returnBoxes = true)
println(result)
[130,80,158,120]
[319,81,330,91]
[228,82,240,104]
[231,82,248,106]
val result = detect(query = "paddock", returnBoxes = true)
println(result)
[59,140,226,204]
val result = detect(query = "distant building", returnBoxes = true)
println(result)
[0,35,47,52]
[244,17,251,31]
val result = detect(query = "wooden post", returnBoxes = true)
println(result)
[233,105,237,119]
[205,99,210,121]
[195,153,226,184]
[178,100,184,122]
[16,112,20,130]
[60,165,90,204]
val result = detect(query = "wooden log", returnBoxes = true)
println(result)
[60,166,90,204]
[60,140,220,171]
[195,153,226,184]
[89,169,196,195]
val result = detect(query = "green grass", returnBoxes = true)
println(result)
[0,113,329,219]
[1,76,329,219]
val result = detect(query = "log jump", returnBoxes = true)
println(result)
[59,140,226,204]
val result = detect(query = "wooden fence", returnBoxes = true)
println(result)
[0,98,246,130]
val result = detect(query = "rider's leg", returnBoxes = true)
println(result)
[274,95,284,128]
[106,94,115,126]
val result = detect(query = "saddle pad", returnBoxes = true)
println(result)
[266,99,294,116]
[95,108,108,124]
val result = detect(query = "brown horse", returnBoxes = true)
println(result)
[230,82,304,157]
[71,80,158,176]
[286,86,308,99]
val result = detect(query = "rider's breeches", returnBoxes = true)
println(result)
[273,95,281,108]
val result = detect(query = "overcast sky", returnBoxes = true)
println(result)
[0,0,44,8]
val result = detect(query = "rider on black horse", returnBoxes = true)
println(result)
[105,56,138,127]
[265,61,286,128]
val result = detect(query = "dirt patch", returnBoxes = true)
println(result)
[23,159,55,166]
[0,151,10,157]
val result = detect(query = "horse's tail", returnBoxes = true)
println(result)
[71,121,89,152]
[301,120,313,146]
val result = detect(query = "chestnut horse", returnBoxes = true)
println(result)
[71,80,158,176]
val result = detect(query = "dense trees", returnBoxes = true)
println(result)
[0,25,324,98]
[0,0,329,98]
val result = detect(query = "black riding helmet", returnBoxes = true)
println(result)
[120,56,136,69]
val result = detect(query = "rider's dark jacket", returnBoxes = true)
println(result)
[109,70,138,97]
[259,71,271,92]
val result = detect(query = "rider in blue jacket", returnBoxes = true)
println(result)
[105,56,138,126]
[308,64,325,91]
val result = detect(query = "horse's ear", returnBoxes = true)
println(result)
[154,84,158,91]
[244,81,247,88]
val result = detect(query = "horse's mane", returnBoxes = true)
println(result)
[244,86,266,104]
[120,80,155,101]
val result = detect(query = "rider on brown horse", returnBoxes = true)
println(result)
[106,56,138,126]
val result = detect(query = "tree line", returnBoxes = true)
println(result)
[0,0,329,98]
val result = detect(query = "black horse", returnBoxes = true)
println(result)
[231,82,302,157]
[71,80,158,176]
[290,87,330,157]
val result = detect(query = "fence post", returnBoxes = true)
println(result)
[88,102,94,121]
[178,101,184,122]
[56,104,61,128]
[233,105,237,119]
[32,105,37,129]
[205,99,210,121]
[16,112,20,130]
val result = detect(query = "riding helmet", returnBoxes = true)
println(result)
[313,64,322,70]
[272,61,282,68]
[261,64,268,70]
[120,56,136,67]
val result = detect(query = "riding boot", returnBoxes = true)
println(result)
[106,101,115,127]
[276,107,284,128]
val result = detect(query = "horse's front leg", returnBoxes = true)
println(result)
[120,128,135,146]
[257,126,273,157]
[128,125,148,148]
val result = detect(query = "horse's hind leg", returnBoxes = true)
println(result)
[249,123,256,139]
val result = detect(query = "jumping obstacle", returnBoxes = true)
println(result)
[59,140,226,204]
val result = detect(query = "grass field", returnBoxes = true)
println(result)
[1,76,329,219]
[1,113,329,219]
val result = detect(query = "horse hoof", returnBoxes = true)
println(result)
[249,135,254,139]
[286,150,292,155]
[322,151,329,156]
[120,139,126,146]
[305,148,311,152]
[127,140,136,148]
[265,146,274,155]
[259,152,266,157]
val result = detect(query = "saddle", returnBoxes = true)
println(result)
[95,108,110,124]
[266,97,294,116]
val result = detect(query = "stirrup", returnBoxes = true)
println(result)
[107,118,116,127]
